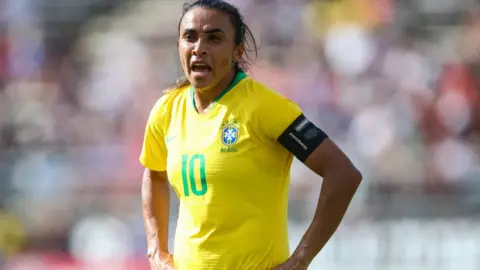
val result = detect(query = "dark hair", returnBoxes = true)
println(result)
[169,0,258,90]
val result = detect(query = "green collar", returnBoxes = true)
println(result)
[190,71,247,113]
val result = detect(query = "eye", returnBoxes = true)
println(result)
[183,32,197,42]
[208,35,222,43]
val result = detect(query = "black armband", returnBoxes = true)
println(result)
[277,114,328,162]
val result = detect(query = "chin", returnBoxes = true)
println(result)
[190,78,214,90]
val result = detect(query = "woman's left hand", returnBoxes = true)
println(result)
[271,257,309,270]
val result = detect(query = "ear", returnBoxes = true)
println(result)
[233,43,245,63]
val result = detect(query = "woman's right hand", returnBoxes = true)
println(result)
[148,250,175,270]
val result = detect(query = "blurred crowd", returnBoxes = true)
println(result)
[0,0,480,269]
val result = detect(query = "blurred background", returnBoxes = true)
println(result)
[0,0,480,269]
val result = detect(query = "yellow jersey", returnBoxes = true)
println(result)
[140,72,303,269]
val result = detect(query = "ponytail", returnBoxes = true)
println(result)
[163,76,191,94]
[234,62,243,73]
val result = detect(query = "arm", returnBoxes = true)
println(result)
[142,169,170,255]
[289,139,362,267]
[255,89,361,269]
[139,95,174,268]
[142,169,175,268]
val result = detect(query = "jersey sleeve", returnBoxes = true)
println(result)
[256,88,303,141]
[139,95,170,171]
[256,88,328,162]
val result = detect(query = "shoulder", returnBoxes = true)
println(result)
[151,86,189,113]
[241,77,298,110]
[240,77,286,100]
[148,86,189,123]
[239,77,303,141]
[158,85,189,107]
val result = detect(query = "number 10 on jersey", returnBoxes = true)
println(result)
[181,154,208,196]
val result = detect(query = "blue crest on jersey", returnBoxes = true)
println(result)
[221,124,238,146]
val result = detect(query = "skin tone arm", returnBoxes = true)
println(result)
[275,138,362,269]
[142,169,175,269]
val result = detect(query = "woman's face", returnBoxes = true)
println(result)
[178,7,242,90]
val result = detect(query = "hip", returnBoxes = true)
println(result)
[173,247,289,270]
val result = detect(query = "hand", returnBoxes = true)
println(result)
[148,250,175,270]
[271,257,309,270]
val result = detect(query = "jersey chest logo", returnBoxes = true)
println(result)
[220,119,239,152]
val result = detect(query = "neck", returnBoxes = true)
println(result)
[193,69,237,113]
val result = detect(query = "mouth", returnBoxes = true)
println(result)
[190,62,212,78]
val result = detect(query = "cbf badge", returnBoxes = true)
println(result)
[220,119,239,152]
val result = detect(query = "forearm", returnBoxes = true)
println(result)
[142,170,171,253]
[292,171,361,265]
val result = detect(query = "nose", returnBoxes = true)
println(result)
[192,38,208,56]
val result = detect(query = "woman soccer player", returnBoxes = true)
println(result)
[140,1,362,269]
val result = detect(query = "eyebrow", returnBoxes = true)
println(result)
[183,28,225,35]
